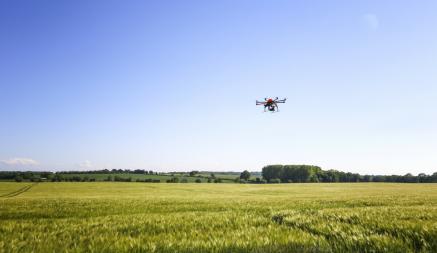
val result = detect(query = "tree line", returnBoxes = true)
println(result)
[261,165,437,183]
[58,169,159,175]
[2,167,437,183]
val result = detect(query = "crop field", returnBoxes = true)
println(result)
[0,183,436,252]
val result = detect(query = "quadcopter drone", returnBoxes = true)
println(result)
[256,97,286,112]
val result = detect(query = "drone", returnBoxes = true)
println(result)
[256,97,286,112]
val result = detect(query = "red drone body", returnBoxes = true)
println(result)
[256,97,286,112]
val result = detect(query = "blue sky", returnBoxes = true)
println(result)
[1,1,436,174]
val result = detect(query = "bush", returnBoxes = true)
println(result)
[52,174,64,182]
[195,178,202,183]
[14,176,23,182]
[269,178,281,184]
[213,178,222,183]
[181,178,188,183]
[71,176,82,182]
[30,177,41,182]
[167,177,179,183]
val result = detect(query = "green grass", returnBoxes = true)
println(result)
[0,183,436,252]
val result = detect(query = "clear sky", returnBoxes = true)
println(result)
[1,1,437,175]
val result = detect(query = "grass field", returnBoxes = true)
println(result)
[0,183,436,252]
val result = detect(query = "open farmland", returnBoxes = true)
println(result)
[0,183,436,252]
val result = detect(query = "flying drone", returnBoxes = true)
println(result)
[256,97,286,112]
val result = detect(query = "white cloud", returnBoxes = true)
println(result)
[79,160,93,169]
[1,158,39,166]
[362,13,379,30]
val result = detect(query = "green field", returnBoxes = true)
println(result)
[0,183,436,252]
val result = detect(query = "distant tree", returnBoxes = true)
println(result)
[14,176,23,182]
[207,178,212,183]
[30,177,41,182]
[269,178,281,184]
[430,172,437,183]
[213,178,221,183]
[41,172,53,179]
[72,176,82,182]
[262,165,283,182]
[210,173,215,179]
[309,174,319,182]
[240,170,251,181]
[189,171,199,177]
[403,173,417,183]
[195,178,202,183]
[362,175,372,182]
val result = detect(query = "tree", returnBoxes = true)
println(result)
[270,178,281,184]
[240,170,251,181]
[195,178,202,183]
[262,165,283,182]
[189,171,199,177]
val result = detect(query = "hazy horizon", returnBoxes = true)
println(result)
[1,1,437,175]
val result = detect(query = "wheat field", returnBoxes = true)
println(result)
[0,182,436,252]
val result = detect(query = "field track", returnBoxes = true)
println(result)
[0,183,37,198]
